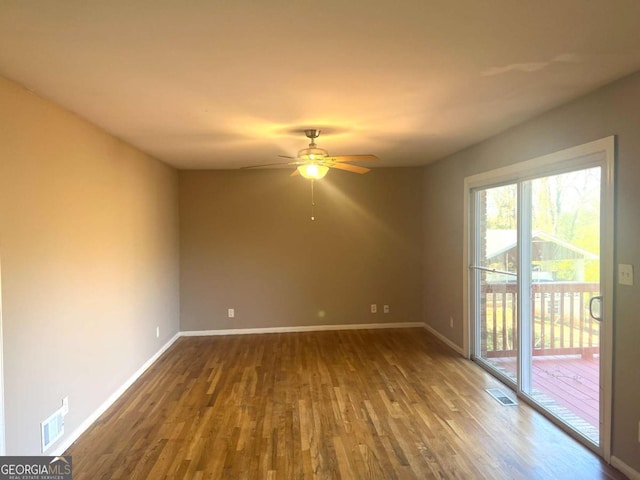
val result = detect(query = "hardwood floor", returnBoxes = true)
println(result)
[66,329,626,479]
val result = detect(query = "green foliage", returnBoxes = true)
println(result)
[482,168,600,281]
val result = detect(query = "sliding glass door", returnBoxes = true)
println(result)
[524,168,602,443]
[467,138,614,456]
[473,184,519,383]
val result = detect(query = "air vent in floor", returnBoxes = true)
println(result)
[41,409,64,452]
[486,388,518,406]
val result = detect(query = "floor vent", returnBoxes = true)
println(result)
[486,388,518,406]
[41,409,64,452]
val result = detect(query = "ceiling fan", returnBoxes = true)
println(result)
[243,129,378,179]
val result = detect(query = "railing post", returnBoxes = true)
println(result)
[559,285,565,348]
[585,292,594,360]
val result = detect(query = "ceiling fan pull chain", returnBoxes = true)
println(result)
[310,179,316,221]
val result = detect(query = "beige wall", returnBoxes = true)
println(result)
[179,168,423,331]
[0,76,180,454]
[422,71,640,470]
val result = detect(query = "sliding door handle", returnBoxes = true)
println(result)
[589,296,603,322]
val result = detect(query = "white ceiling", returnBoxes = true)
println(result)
[1,0,639,169]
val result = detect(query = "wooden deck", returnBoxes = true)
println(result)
[491,354,599,441]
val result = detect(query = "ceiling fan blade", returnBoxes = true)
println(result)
[330,163,371,174]
[278,155,296,159]
[328,154,378,163]
[241,161,296,169]
[290,169,300,177]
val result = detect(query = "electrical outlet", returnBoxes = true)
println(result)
[156,326,160,338]
[370,304,377,314]
[62,396,69,416]
[383,305,390,314]
[228,308,235,318]
[619,264,634,286]
[449,317,454,328]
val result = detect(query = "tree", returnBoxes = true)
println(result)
[482,167,601,282]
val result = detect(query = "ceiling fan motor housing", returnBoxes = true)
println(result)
[298,147,328,160]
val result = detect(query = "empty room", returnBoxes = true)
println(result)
[1,1,639,479]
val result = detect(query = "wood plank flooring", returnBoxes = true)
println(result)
[65,329,626,479]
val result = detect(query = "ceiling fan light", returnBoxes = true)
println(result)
[297,163,329,180]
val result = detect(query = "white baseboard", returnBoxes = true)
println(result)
[423,323,464,356]
[180,322,425,337]
[611,456,640,480]
[51,332,180,456]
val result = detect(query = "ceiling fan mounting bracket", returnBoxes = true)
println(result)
[304,129,320,140]
[304,129,321,148]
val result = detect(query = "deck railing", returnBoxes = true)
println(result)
[480,282,600,358]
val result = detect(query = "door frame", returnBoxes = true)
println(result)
[462,136,615,460]
[0,257,5,455]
